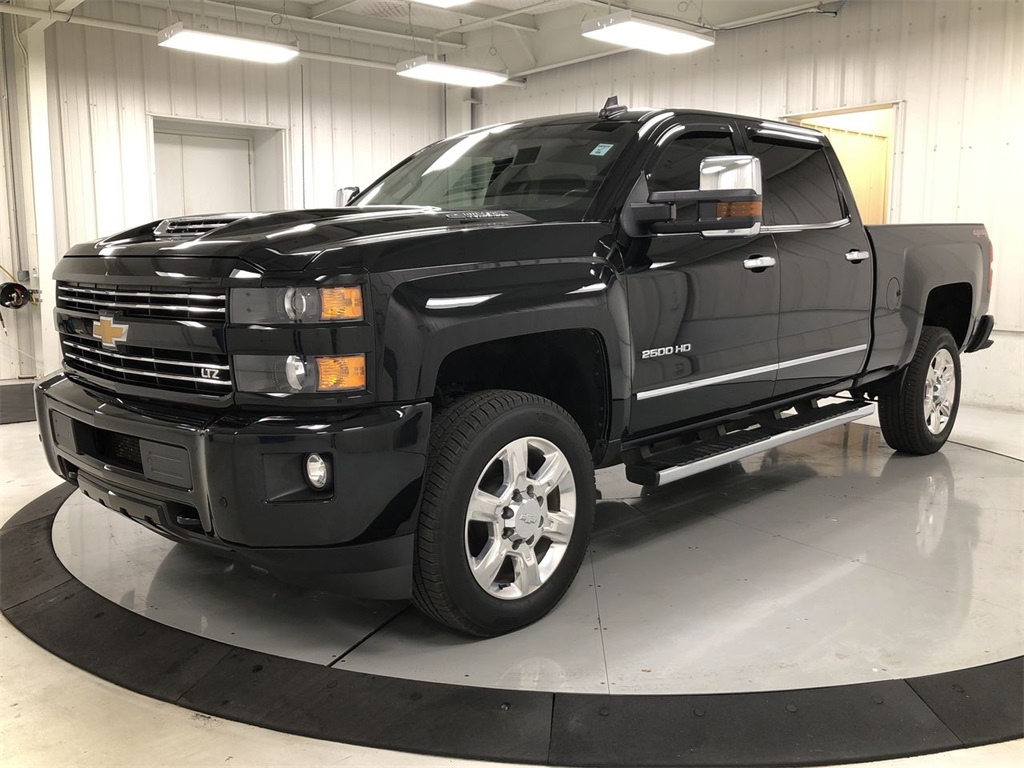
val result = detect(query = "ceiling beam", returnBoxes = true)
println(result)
[0,4,158,37]
[0,4,431,76]
[435,0,562,38]
[131,0,467,50]
[25,0,87,33]
[433,3,539,33]
[202,0,467,47]
[313,0,538,34]
[311,0,361,20]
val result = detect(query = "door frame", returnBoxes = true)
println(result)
[146,114,289,218]
[154,129,255,215]
[781,102,905,224]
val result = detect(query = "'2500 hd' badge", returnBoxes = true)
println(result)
[641,344,692,359]
[92,316,129,348]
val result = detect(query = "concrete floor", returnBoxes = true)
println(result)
[2,405,1022,767]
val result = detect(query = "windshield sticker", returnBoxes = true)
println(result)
[590,143,614,157]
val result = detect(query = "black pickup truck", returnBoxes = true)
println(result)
[35,104,994,636]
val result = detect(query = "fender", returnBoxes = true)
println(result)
[380,258,630,408]
[865,224,990,373]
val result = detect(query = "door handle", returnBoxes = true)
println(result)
[846,249,870,263]
[743,255,777,272]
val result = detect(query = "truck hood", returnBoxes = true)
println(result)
[64,208,543,274]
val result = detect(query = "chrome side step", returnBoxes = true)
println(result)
[626,402,876,487]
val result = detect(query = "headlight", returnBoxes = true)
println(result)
[235,354,366,393]
[230,286,363,324]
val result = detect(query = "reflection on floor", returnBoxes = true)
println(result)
[4,405,1024,767]
[51,423,1023,695]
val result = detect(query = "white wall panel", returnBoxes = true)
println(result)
[0,85,23,380]
[481,0,1023,406]
[49,0,443,251]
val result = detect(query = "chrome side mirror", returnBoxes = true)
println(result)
[697,155,762,238]
[336,186,360,206]
[624,155,763,238]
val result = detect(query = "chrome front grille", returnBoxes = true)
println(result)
[57,284,226,320]
[56,281,230,397]
[61,336,230,395]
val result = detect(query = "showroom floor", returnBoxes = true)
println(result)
[2,406,1022,767]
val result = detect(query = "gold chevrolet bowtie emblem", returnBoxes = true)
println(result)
[92,316,129,347]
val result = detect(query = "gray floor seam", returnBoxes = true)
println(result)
[172,646,238,706]
[901,677,969,749]
[588,548,613,694]
[0,574,75,615]
[327,605,411,667]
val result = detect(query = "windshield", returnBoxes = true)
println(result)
[354,121,640,222]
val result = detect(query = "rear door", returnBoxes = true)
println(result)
[625,120,780,436]
[739,121,873,398]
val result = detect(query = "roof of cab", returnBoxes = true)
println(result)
[475,107,826,138]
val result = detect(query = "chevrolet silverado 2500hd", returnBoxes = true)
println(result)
[36,105,995,636]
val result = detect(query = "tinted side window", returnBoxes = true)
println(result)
[647,133,736,193]
[750,139,844,225]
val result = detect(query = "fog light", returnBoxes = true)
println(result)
[305,453,329,490]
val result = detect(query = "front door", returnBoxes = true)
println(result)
[625,123,781,437]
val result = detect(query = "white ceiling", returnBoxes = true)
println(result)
[24,0,848,80]
[228,0,834,37]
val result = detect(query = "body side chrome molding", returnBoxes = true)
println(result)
[636,362,777,400]
[641,217,852,240]
[636,344,868,401]
[776,344,868,370]
[761,218,851,234]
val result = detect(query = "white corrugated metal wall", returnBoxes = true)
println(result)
[480,0,1023,408]
[48,0,444,252]
[0,90,15,379]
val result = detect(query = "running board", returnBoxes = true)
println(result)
[626,401,876,487]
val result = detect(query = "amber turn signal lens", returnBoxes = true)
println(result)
[319,287,363,321]
[316,354,366,392]
[716,200,762,218]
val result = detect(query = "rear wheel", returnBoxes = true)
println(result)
[412,390,596,636]
[878,326,961,455]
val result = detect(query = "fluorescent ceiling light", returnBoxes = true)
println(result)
[396,56,507,87]
[581,11,715,55]
[158,23,299,64]
[413,0,472,7]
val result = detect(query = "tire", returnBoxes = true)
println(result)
[878,326,961,455]
[412,390,596,636]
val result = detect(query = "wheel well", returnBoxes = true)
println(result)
[433,330,610,453]
[923,283,972,348]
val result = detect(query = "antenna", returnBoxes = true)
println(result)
[599,95,628,120]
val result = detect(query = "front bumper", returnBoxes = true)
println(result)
[35,373,431,599]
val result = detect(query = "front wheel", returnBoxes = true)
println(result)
[412,390,596,636]
[878,326,962,455]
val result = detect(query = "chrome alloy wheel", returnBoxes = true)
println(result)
[464,436,577,600]
[923,349,957,435]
